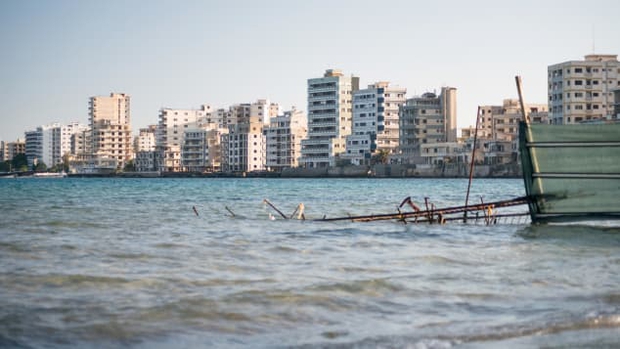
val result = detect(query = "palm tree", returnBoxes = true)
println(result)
[370,149,390,165]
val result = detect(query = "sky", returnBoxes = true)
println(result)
[1,0,619,142]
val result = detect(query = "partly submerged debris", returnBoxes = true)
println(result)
[212,196,529,225]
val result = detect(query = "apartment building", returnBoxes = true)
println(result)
[181,126,227,172]
[479,99,549,141]
[399,87,457,163]
[222,116,265,173]
[133,125,158,172]
[61,122,89,162]
[477,99,548,165]
[70,128,91,161]
[300,69,359,168]
[89,93,133,169]
[420,142,467,166]
[265,108,307,171]
[345,82,406,165]
[156,104,213,172]
[548,54,620,124]
[25,123,62,168]
[1,139,25,162]
[0,139,26,161]
[252,99,281,125]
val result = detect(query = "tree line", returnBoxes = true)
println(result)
[0,154,67,173]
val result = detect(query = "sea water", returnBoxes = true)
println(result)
[0,177,619,348]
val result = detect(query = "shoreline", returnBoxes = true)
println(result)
[62,163,522,179]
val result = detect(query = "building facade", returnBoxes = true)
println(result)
[479,99,549,142]
[24,123,63,169]
[181,127,227,172]
[156,104,213,172]
[223,116,265,173]
[476,99,549,165]
[61,122,89,165]
[1,139,25,163]
[548,54,620,124]
[300,69,359,168]
[398,87,457,163]
[133,125,158,172]
[265,108,307,171]
[345,82,407,165]
[89,93,133,169]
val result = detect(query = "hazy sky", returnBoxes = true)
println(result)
[1,0,618,141]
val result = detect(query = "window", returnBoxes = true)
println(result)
[575,80,583,86]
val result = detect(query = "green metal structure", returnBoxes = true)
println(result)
[519,121,620,223]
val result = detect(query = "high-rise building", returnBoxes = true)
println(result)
[399,87,457,163]
[222,116,265,173]
[300,69,359,168]
[265,108,307,171]
[181,127,227,173]
[25,123,61,168]
[548,54,620,124]
[345,82,406,165]
[89,93,133,169]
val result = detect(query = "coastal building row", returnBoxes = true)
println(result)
[5,54,620,173]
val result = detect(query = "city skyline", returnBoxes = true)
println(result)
[2,0,619,142]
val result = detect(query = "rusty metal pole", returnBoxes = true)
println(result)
[464,106,482,223]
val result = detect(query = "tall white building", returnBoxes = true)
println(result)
[25,123,60,168]
[300,69,359,168]
[89,93,133,169]
[548,54,620,124]
[345,82,406,165]
[398,87,457,163]
[265,108,307,171]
